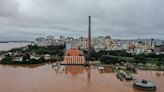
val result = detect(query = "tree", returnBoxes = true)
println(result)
[31,45,65,56]
[100,55,120,64]
[22,53,30,62]
[146,53,157,58]
[90,50,99,60]
[157,58,164,70]
[133,54,147,64]
[1,55,13,64]
[38,56,46,62]
[158,54,164,58]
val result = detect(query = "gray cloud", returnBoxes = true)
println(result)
[0,0,164,41]
[0,0,20,18]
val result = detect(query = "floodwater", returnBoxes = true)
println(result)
[0,64,163,92]
[0,42,31,51]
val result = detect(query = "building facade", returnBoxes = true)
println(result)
[62,48,85,65]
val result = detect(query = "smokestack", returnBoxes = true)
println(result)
[88,16,91,61]
[151,38,154,50]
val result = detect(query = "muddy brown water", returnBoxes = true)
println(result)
[0,64,163,92]
[0,43,31,51]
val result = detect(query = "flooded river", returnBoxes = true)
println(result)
[0,64,163,92]
[0,42,31,51]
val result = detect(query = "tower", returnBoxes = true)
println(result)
[151,38,154,50]
[86,16,91,64]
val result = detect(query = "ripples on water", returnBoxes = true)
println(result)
[0,64,163,92]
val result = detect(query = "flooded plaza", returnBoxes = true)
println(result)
[0,63,164,92]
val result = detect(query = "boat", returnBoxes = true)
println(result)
[133,79,157,91]
[116,73,124,81]
[124,74,133,80]
[119,70,133,80]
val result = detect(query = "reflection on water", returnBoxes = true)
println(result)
[63,66,85,76]
[0,64,164,92]
[53,65,91,82]
[1,63,46,68]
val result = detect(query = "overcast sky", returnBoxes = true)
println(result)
[0,0,164,41]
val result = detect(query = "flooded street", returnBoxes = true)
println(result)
[0,64,163,92]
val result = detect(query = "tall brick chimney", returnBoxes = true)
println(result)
[88,16,91,61]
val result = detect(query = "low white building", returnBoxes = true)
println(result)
[44,54,51,60]
[36,36,55,47]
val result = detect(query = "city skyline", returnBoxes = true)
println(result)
[0,0,164,40]
[0,35,164,42]
[0,1,164,92]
